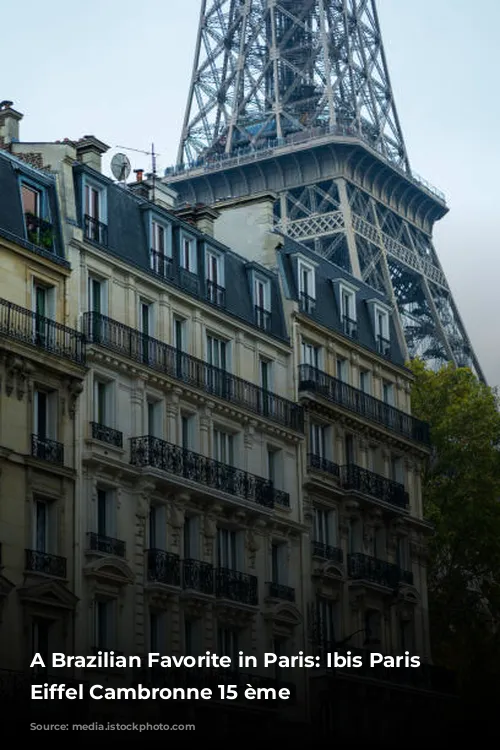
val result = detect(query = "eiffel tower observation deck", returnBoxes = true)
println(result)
[165,0,484,381]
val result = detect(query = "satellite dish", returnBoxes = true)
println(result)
[111,152,131,182]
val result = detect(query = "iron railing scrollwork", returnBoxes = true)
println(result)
[90,421,123,448]
[215,567,258,605]
[84,214,108,246]
[307,453,340,478]
[25,549,67,578]
[341,464,409,509]
[0,297,86,364]
[87,532,126,558]
[147,549,181,586]
[182,558,214,594]
[31,435,64,466]
[267,581,296,602]
[130,436,277,509]
[83,312,303,432]
[205,280,226,307]
[298,364,429,445]
[311,541,343,563]
[150,249,173,279]
[348,552,413,587]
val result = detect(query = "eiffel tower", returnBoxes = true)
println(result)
[166,0,484,380]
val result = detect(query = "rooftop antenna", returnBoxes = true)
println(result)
[115,143,159,200]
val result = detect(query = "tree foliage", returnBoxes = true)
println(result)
[409,359,500,691]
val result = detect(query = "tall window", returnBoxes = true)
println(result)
[336,357,348,383]
[301,340,321,368]
[94,380,112,426]
[217,627,239,663]
[85,184,101,221]
[271,543,287,585]
[316,597,339,649]
[22,184,41,216]
[314,508,337,547]
[152,221,165,254]
[181,414,194,450]
[206,334,227,370]
[181,236,196,272]
[94,599,114,649]
[184,515,199,559]
[33,498,50,553]
[359,369,371,394]
[298,260,315,312]
[382,381,395,406]
[32,619,50,672]
[310,422,326,458]
[97,488,114,538]
[147,400,161,438]
[217,528,239,570]
[254,277,270,329]
[213,428,234,465]
[34,389,56,440]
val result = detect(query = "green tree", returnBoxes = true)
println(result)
[409,359,500,699]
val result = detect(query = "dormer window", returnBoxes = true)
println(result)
[332,279,358,339]
[83,178,107,246]
[21,181,54,252]
[297,259,316,314]
[205,248,225,307]
[180,233,197,273]
[367,299,391,357]
[253,275,271,331]
[150,218,172,279]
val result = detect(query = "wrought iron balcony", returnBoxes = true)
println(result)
[31,435,64,466]
[341,464,409,510]
[342,315,358,339]
[216,567,258,605]
[179,267,199,295]
[299,292,316,315]
[87,531,126,558]
[0,298,86,364]
[311,541,344,564]
[307,453,340,478]
[206,280,226,307]
[25,549,66,578]
[274,489,290,508]
[24,212,54,252]
[83,312,303,432]
[147,549,181,587]
[254,305,271,331]
[130,436,278,509]
[150,249,173,279]
[377,335,391,358]
[348,553,413,588]
[84,214,108,246]
[182,558,214,595]
[90,421,123,448]
[298,364,430,445]
[267,581,296,602]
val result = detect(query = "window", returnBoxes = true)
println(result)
[94,599,115,650]
[365,609,382,646]
[301,340,321,369]
[94,379,113,426]
[151,220,172,277]
[382,381,395,406]
[272,636,288,679]
[33,282,55,346]
[400,618,415,652]
[391,455,404,484]
[396,538,409,571]
[22,184,41,216]
[341,287,357,337]
[217,627,239,663]
[32,619,50,672]
[181,413,195,450]
[181,234,197,272]
[150,610,166,652]
[174,317,186,351]
[267,446,283,487]
[359,369,371,394]
[344,433,354,464]
[259,358,271,391]
[373,527,386,559]
[213,428,234,466]
[85,184,101,221]
[139,300,153,363]
[217,528,240,570]
[33,498,53,553]
[316,597,339,648]
[183,515,199,559]
[147,399,162,438]
[97,488,115,538]
[149,505,166,550]
[88,276,107,316]
[271,542,287,585]
[336,357,348,383]
[185,619,201,656]
[34,389,57,440]
[206,334,227,370]
[205,249,225,305]
[349,518,362,554]
[254,276,271,329]
[314,508,337,547]
[375,308,390,356]
[298,260,316,313]
[310,422,326,458]
[84,181,106,245]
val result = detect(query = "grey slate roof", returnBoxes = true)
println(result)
[278,235,405,366]
[0,150,66,265]
[73,164,289,342]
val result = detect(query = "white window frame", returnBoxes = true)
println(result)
[33,497,53,553]
[93,377,114,427]
[217,528,241,571]
[206,333,229,370]
[88,274,108,316]
[180,232,197,273]
[217,627,239,662]
[96,487,116,538]
[271,541,288,585]
[317,597,340,644]
[359,369,371,394]
[301,339,321,368]
[34,388,57,440]
[146,398,162,438]
[314,508,337,547]
[205,247,225,287]
[382,380,395,406]
[83,177,107,224]
[138,298,154,337]
[336,357,349,383]
[297,259,316,300]
[253,273,271,312]
[180,412,196,450]
[94,598,115,650]
[310,422,326,458]
[151,217,172,256]
[32,280,55,320]
[213,427,234,466]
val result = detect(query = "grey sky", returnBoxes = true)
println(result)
[3,0,498,386]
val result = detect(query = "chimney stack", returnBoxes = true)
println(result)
[0,101,23,145]
[174,203,220,238]
[75,135,109,173]
[134,169,144,183]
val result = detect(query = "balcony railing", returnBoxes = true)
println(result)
[150,249,173,279]
[25,549,66,578]
[311,541,343,564]
[183,558,214,595]
[377,335,391,358]
[0,298,86,365]
[179,267,199,295]
[84,214,108,246]
[299,292,316,315]
[274,489,290,508]
[147,549,181,587]
[348,553,413,588]
[254,305,271,331]
[87,532,126,558]
[31,435,64,466]
[130,436,277,509]
[24,213,54,252]
[83,312,303,432]
[90,421,123,448]
[341,464,409,510]
[215,567,258,605]
[307,453,340,478]
[267,582,296,602]
[342,315,358,339]
[206,280,226,308]
[298,364,430,445]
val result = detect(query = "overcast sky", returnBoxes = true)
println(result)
[2,0,498,387]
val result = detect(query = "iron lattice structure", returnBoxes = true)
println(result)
[172,0,483,379]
